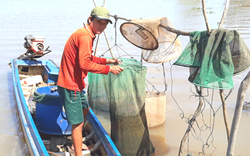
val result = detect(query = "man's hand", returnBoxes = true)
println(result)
[106,58,121,65]
[109,65,124,75]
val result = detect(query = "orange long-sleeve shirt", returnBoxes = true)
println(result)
[57,24,110,91]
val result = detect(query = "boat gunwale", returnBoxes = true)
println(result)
[11,58,49,156]
[87,108,121,156]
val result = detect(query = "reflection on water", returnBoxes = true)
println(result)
[94,109,171,155]
[0,69,29,155]
[1,0,250,155]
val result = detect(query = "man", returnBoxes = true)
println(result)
[57,6,123,156]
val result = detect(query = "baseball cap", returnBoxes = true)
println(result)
[90,6,112,24]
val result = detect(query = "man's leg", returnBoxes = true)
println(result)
[58,87,89,155]
[71,107,92,155]
[72,122,84,156]
[83,107,89,120]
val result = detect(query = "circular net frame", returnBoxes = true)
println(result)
[120,22,158,50]
[120,17,182,63]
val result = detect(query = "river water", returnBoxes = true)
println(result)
[1,0,250,155]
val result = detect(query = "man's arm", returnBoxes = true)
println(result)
[106,58,120,64]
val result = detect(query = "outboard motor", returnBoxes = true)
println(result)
[22,35,51,59]
[24,35,46,54]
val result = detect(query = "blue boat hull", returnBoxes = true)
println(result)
[11,59,121,156]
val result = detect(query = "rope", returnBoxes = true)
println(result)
[170,64,226,155]
[98,14,134,59]
[170,64,185,119]
[162,63,168,93]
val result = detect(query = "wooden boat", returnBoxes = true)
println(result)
[10,58,121,156]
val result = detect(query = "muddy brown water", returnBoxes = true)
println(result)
[1,0,250,155]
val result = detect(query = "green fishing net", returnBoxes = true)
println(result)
[88,58,155,156]
[174,28,250,89]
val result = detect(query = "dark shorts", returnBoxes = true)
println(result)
[57,86,88,125]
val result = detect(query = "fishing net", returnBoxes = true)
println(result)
[88,58,155,156]
[120,17,182,63]
[174,28,250,89]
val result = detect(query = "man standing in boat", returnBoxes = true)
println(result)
[57,6,123,156]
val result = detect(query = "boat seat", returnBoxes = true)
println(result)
[34,86,71,135]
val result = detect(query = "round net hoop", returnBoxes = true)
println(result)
[120,17,182,64]
[120,22,159,50]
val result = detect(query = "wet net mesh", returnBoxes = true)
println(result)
[88,58,155,156]
[120,17,182,63]
[174,28,250,89]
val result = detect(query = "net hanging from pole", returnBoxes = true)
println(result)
[174,28,250,89]
[88,58,155,155]
[120,17,182,63]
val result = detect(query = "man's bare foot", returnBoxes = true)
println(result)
[71,143,94,150]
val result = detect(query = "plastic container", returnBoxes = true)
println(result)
[145,91,166,128]
[21,75,43,86]
[35,86,71,135]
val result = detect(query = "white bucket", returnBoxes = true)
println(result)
[145,91,166,128]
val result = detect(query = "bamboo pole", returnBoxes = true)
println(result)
[94,34,100,56]
[109,14,131,22]
[109,14,191,36]
[92,0,97,6]
[159,24,190,36]
[201,0,211,33]
[217,0,231,144]
[103,31,114,57]
[220,89,230,141]
[102,0,106,7]
[227,71,250,156]
[218,0,231,28]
